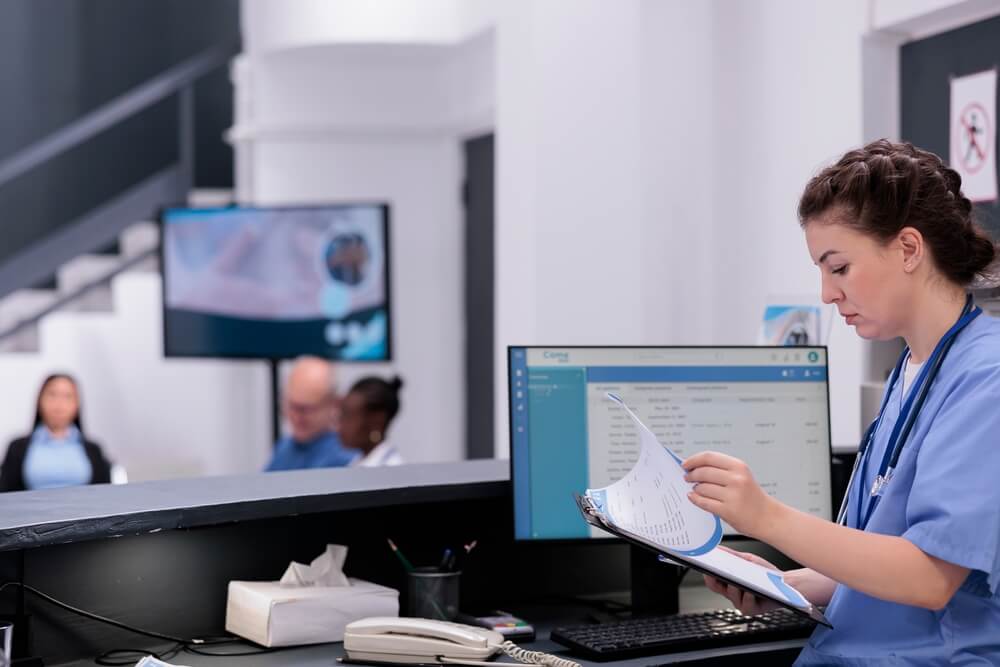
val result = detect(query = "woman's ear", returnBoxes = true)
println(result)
[896,227,924,273]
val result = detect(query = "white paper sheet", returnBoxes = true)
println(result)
[584,393,809,609]
[587,394,720,555]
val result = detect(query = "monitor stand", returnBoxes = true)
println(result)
[630,545,683,616]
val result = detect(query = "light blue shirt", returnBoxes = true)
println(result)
[796,313,1000,665]
[265,431,359,471]
[23,425,92,490]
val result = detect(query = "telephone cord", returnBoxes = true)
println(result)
[437,641,581,667]
[499,640,582,667]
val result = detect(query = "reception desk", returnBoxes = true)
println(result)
[0,461,806,665]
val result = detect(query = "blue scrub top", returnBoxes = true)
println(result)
[23,425,91,489]
[796,313,1000,665]
[265,431,358,471]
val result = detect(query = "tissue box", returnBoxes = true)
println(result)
[226,577,399,647]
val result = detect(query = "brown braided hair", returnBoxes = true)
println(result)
[798,139,996,287]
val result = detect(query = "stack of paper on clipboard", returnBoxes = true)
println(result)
[574,393,831,628]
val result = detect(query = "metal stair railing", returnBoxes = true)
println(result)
[0,42,238,304]
[0,247,158,344]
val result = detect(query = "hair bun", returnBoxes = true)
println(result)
[390,376,404,392]
[798,139,996,286]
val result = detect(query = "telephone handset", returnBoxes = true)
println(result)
[343,617,580,667]
[344,617,503,663]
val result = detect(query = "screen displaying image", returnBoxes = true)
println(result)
[161,204,391,360]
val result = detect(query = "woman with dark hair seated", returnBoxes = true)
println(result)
[0,374,111,491]
[338,376,405,467]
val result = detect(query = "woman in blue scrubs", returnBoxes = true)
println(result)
[684,139,1000,665]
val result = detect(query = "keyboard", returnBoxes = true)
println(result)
[550,608,816,660]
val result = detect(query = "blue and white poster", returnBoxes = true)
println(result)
[759,305,821,346]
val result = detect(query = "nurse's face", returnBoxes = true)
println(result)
[804,209,910,340]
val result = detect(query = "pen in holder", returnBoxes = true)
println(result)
[406,566,461,621]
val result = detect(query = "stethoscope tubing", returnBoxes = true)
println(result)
[836,296,980,529]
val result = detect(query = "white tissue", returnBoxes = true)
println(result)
[279,544,350,588]
[226,544,400,646]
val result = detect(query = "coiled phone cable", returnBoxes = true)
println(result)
[438,640,581,667]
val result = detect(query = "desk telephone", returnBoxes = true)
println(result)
[343,617,579,667]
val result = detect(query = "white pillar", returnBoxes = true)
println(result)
[495,0,646,456]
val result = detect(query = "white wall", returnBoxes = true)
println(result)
[233,0,916,462]
[6,0,991,482]
[230,38,495,463]
[0,273,272,481]
[241,0,497,53]
[235,0,999,463]
[494,1,648,456]
[493,0,872,455]
[709,0,870,448]
[639,0,717,345]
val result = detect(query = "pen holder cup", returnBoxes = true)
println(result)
[406,567,461,621]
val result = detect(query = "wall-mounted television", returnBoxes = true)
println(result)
[160,203,391,360]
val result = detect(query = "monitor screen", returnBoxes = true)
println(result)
[509,346,832,541]
[161,204,391,360]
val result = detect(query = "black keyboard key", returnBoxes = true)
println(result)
[550,608,816,660]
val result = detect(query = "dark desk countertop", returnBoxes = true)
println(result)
[59,584,809,666]
[0,460,509,552]
[62,638,808,667]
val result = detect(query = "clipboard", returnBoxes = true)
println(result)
[574,493,833,628]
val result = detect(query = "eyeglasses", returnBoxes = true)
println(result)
[282,399,330,415]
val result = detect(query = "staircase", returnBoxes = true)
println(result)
[0,45,235,353]
[0,221,159,354]
[0,41,274,482]
[0,186,273,482]
[0,187,234,354]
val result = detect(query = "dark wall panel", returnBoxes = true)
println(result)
[0,0,238,280]
[464,135,495,459]
[0,99,176,266]
[900,14,1000,239]
[0,0,238,166]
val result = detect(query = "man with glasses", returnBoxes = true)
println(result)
[265,356,359,471]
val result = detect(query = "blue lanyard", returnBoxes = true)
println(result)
[852,295,981,531]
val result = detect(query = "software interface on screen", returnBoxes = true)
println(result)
[161,204,390,360]
[510,346,832,540]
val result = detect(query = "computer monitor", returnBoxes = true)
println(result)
[509,346,832,542]
[160,203,391,360]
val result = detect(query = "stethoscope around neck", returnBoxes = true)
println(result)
[835,294,981,531]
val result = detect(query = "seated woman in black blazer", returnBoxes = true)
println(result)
[0,374,111,491]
